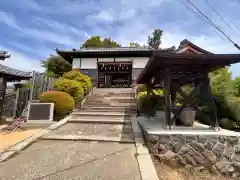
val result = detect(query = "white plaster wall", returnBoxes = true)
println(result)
[75,57,149,69]
[132,57,149,68]
[115,57,149,68]
[115,57,133,62]
[81,58,97,69]
[72,58,81,69]
[98,58,114,62]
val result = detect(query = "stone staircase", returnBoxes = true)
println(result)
[42,88,136,143]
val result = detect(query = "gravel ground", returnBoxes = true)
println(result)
[152,155,236,180]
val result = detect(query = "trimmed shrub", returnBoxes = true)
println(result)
[216,97,240,129]
[39,91,75,121]
[137,84,147,93]
[63,71,92,92]
[53,78,84,101]
[220,118,239,130]
[196,96,240,130]
[136,89,164,116]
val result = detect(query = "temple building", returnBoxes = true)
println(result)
[56,39,212,88]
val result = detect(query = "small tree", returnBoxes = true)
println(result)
[232,77,240,97]
[81,36,121,48]
[63,71,92,93]
[148,29,163,49]
[41,55,72,77]
[129,42,142,48]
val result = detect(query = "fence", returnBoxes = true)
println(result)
[29,71,56,100]
[2,71,56,118]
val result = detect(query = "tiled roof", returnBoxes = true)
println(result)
[0,64,32,78]
[57,46,176,53]
[0,51,10,59]
[175,39,212,54]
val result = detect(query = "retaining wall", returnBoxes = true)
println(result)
[144,132,240,178]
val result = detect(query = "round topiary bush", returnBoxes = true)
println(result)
[53,78,84,101]
[63,71,92,93]
[39,91,75,121]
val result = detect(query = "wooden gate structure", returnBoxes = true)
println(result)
[0,51,32,118]
[137,52,240,130]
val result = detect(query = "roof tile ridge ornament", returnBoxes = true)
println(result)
[0,51,11,59]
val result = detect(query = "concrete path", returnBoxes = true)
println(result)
[0,88,142,180]
[0,141,141,180]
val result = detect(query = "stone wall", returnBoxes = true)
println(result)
[144,133,240,178]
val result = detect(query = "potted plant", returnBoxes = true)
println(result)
[179,106,196,126]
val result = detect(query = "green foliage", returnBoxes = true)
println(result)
[53,78,84,101]
[220,118,239,130]
[138,84,147,92]
[39,91,75,121]
[63,71,92,92]
[209,68,234,98]
[232,77,240,97]
[129,42,142,48]
[41,55,72,77]
[81,36,121,48]
[136,88,164,115]
[24,82,33,89]
[148,29,163,49]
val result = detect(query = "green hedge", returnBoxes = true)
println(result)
[53,78,84,101]
[63,71,92,92]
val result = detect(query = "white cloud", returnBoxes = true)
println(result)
[22,28,79,47]
[94,10,114,22]
[0,11,81,47]
[0,46,44,73]
[18,0,41,11]
[0,11,19,29]
[1,0,240,77]
[32,17,83,37]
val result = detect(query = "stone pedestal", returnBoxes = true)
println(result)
[156,110,174,128]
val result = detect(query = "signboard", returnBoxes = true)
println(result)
[27,103,54,122]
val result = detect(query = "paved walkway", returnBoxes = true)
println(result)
[0,141,141,180]
[0,88,142,180]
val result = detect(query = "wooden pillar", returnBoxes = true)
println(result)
[146,80,151,118]
[170,83,177,103]
[204,73,219,130]
[164,68,172,129]
[0,77,6,117]
[97,57,99,88]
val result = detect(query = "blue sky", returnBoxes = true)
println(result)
[0,0,240,77]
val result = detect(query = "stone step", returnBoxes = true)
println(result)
[68,117,131,124]
[75,107,136,113]
[94,88,134,93]
[92,95,135,99]
[93,92,134,96]
[110,99,136,104]
[83,102,136,107]
[41,134,134,143]
[84,99,135,104]
[71,111,133,117]
[42,123,134,142]
[71,114,132,119]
